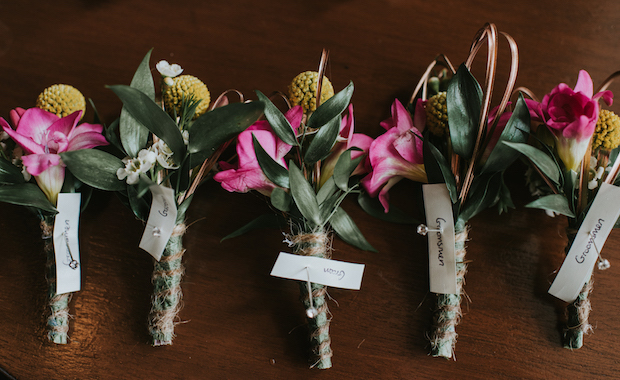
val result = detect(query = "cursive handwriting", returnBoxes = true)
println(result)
[575,218,605,264]
[435,217,446,266]
[324,267,345,280]
[158,195,169,217]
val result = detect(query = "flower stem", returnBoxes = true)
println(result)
[41,215,71,344]
[429,219,468,359]
[149,224,186,346]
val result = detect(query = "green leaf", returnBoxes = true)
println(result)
[423,139,457,203]
[253,134,290,188]
[333,148,364,191]
[330,206,376,252]
[0,183,56,214]
[127,185,149,221]
[458,173,502,222]
[447,63,482,159]
[189,101,264,166]
[104,118,125,155]
[288,160,322,227]
[307,81,354,130]
[304,115,341,165]
[176,194,193,223]
[502,141,561,186]
[481,93,531,174]
[271,187,291,212]
[526,194,575,218]
[120,50,155,157]
[221,213,287,241]
[135,173,156,198]
[108,85,186,164]
[255,91,298,146]
[0,157,25,184]
[60,150,126,191]
[317,177,338,205]
[357,192,419,224]
[319,192,341,224]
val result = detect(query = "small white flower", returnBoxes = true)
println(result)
[0,130,8,141]
[150,140,178,169]
[588,166,606,190]
[116,149,157,185]
[156,60,183,78]
[182,130,190,145]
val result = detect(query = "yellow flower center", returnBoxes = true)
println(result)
[163,75,211,119]
[592,109,620,151]
[36,84,86,118]
[288,71,334,113]
[425,92,448,137]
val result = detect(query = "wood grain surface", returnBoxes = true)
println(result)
[1,1,620,379]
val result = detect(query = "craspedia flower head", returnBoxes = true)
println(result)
[288,71,334,113]
[163,75,210,119]
[36,84,86,119]
[425,92,448,137]
[592,109,620,151]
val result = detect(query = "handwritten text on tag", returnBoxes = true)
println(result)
[549,183,620,302]
[270,252,365,290]
[139,185,177,261]
[422,183,457,294]
[53,193,82,295]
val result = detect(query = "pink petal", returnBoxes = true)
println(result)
[340,104,354,142]
[2,120,46,154]
[22,153,61,176]
[284,105,303,133]
[594,90,613,106]
[14,108,58,143]
[573,70,594,98]
[34,164,65,205]
[392,99,414,133]
[10,107,26,126]
[413,99,427,132]
[66,132,109,151]
[48,111,81,137]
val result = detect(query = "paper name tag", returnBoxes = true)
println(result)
[53,193,82,295]
[549,183,620,302]
[139,185,177,261]
[270,252,365,290]
[422,183,457,294]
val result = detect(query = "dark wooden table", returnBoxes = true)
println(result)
[1,1,620,378]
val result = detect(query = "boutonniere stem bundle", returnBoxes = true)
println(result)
[61,50,263,345]
[505,70,618,349]
[361,23,530,359]
[216,51,375,369]
[0,85,108,343]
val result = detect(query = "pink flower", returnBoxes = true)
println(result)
[526,70,613,171]
[319,104,374,186]
[361,99,427,212]
[214,106,303,196]
[1,108,108,204]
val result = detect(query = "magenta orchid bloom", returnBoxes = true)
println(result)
[362,99,427,212]
[214,106,303,196]
[526,70,613,171]
[319,104,374,186]
[1,107,108,204]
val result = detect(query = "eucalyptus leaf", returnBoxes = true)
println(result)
[120,50,155,157]
[255,91,298,146]
[319,192,341,224]
[0,183,56,214]
[136,174,156,198]
[104,118,125,156]
[127,185,150,221]
[447,64,482,159]
[307,81,354,130]
[330,206,376,252]
[423,139,457,203]
[502,141,561,186]
[333,148,364,191]
[221,213,287,241]
[357,192,419,224]
[317,177,338,205]
[108,85,186,164]
[0,157,25,184]
[189,101,264,166]
[253,134,290,188]
[271,187,292,212]
[288,160,322,227]
[60,150,126,191]
[481,93,530,174]
[304,115,341,165]
[176,194,193,223]
[526,194,575,218]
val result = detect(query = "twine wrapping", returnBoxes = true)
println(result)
[562,228,593,349]
[429,220,469,360]
[287,229,333,369]
[149,223,186,346]
[41,216,72,344]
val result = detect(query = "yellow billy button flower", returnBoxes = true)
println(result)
[288,71,334,113]
[36,84,86,119]
[592,109,620,151]
[425,92,448,137]
[163,75,210,119]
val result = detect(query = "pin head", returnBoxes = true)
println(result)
[306,307,318,318]
[598,258,611,270]
[152,227,162,237]
[417,224,429,236]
